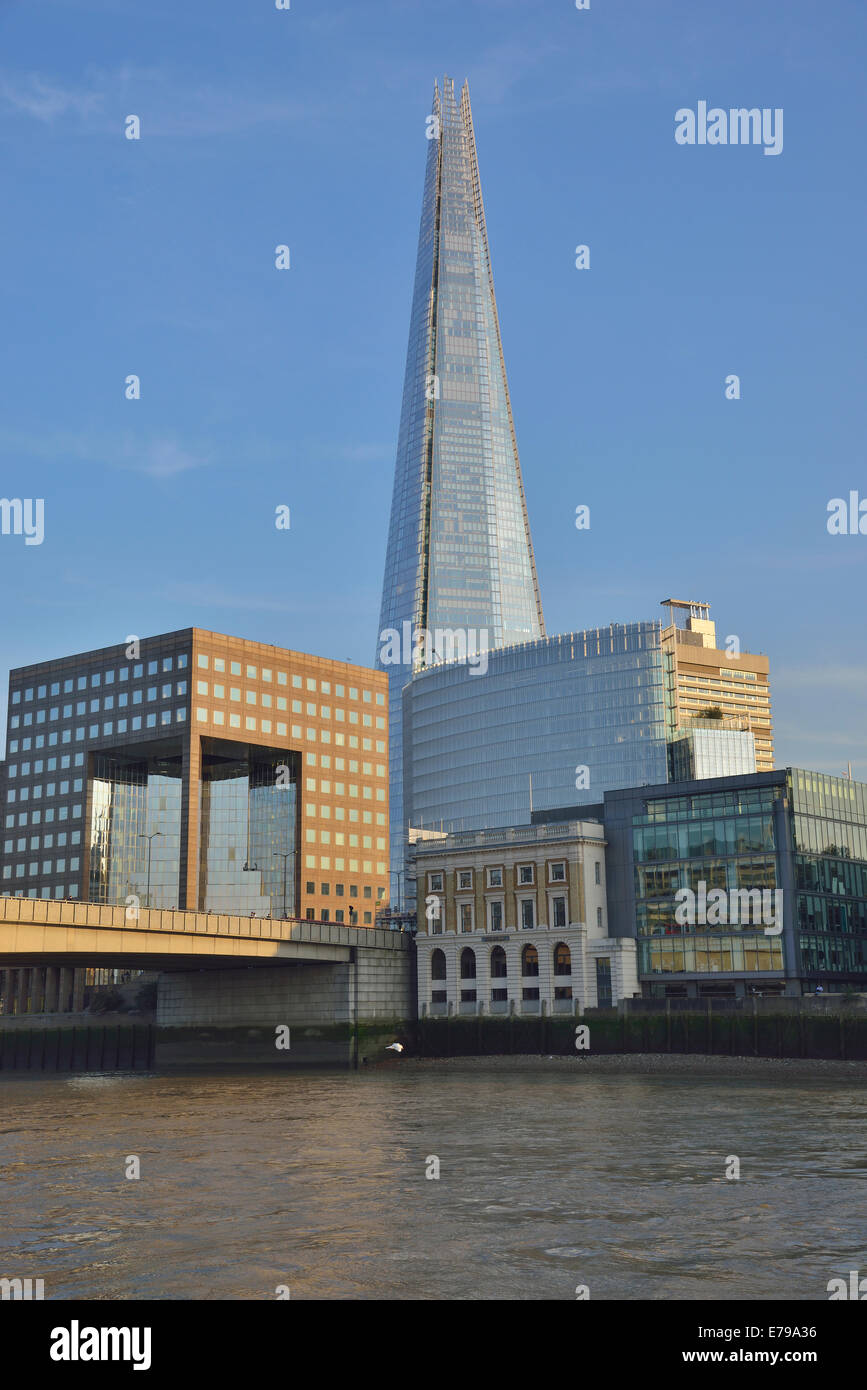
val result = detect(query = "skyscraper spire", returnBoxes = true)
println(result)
[378,77,545,877]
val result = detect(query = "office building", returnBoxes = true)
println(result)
[402,622,669,848]
[2,629,389,925]
[412,819,637,1016]
[539,768,867,997]
[376,76,545,880]
[661,599,773,770]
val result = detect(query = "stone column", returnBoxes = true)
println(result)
[29,968,46,1014]
[71,968,86,1012]
[44,966,61,1014]
[58,967,74,1013]
[16,967,31,1015]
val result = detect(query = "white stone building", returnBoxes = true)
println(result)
[411,821,638,1016]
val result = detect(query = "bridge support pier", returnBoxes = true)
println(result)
[58,967,74,1013]
[71,969,85,1012]
[29,967,45,1014]
[15,967,31,1015]
[44,966,60,1014]
[0,969,15,1016]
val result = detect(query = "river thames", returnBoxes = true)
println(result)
[2,1058,866,1300]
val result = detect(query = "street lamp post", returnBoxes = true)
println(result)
[390,869,403,914]
[138,831,163,910]
[273,851,292,919]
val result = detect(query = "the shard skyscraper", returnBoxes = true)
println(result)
[377,77,545,887]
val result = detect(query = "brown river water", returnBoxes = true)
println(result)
[1,1061,866,1300]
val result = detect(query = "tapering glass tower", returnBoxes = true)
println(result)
[377,77,545,885]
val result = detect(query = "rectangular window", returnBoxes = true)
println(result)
[519,865,534,885]
[550,861,566,883]
[460,903,473,933]
[521,899,535,930]
[595,861,601,885]
[458,870,472,890]
[552,896,567,929]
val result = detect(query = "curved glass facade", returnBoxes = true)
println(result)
[402,624,667,836]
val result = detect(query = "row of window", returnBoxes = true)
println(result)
[8,710,187,743]
[305,881,380,899]
[9,684,189,729]
[3,858,80,880]
[435,988,574,1004]
[425,861,588,893]
[194,683,384,726]
[303,854,386,875]
[429,896,590,932]
[5,808,82,829]
[10,655,189,703]
[431,943,573,980]
[1,886,81,900]
[3,832,78,854]
[6,776,83,795]
[306,750,386,766]
[193,710,384,739]
[304,908,373,924]
[195,655,385,706]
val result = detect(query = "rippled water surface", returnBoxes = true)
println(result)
[2,1065,866,1300]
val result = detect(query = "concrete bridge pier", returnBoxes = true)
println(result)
[156,944,413,1068]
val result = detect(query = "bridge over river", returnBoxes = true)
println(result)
[0,897,413,1066]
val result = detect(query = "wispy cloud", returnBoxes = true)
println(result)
[0,65,318,136]
[0,427,209,478]
[0,73,104,122]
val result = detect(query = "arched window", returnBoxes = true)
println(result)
[554,942,571,976]
[490,945,507,978]
[431,948,447,981]
[460,947,477,980]
[522,944,539,977]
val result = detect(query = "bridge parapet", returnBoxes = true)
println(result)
[0,896,410,952]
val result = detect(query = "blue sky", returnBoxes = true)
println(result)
[0,0,864,776]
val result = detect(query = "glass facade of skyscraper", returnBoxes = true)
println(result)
[377,77,544,881]
[402,624,668,836]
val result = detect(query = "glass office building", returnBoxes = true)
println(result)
[403,623,668,837]
[376,77,545,881]
[543,768,867,996]
[791,768,867,977]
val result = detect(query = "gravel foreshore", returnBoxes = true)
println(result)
[399,1053,867,1079]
